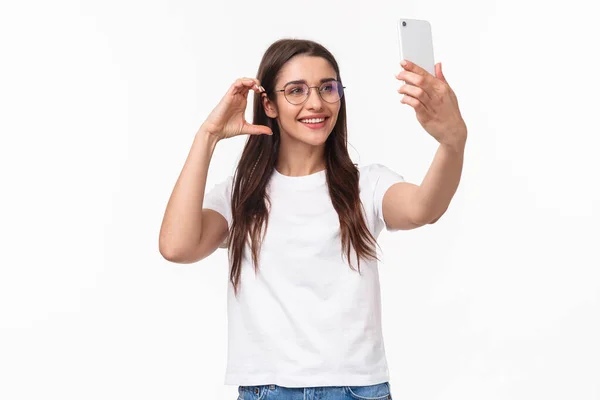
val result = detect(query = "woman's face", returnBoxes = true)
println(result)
[262,55,341,146]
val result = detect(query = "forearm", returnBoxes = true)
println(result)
[415,137,466,223]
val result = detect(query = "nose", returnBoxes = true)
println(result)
[306,87,324,109]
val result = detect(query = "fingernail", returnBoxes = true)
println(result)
[259,86,265,92]
[400,59,407,66]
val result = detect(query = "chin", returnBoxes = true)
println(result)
[295,130,331,146]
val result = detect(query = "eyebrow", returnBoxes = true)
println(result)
[284,77,337,86]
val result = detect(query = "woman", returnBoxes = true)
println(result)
[159,38,467,400]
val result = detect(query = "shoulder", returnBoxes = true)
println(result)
[209,174,234,193]
[358,163,404,184]
[357,163,376,181]
[204,175,235,213]
[358,163,406,210]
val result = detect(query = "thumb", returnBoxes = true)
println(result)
[244,122,273,136]
[435,62,447,84]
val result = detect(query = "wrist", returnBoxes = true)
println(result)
[196,127,221,146]
[442,126,467,152]
[441,136,466,153]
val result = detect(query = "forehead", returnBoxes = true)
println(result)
[277,55,337,85]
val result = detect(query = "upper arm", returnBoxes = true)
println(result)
[165,209,229,264]
[382,182,428,230]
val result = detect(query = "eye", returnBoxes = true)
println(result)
[285,84,306,95]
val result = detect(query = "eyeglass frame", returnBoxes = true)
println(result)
[272,80,346,105]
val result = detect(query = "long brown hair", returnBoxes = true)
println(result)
[227,38,382,297]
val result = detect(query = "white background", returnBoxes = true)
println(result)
[1,0,599,399]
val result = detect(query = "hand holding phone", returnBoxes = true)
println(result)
[395,20,467,149]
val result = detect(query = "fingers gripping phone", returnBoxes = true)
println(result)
[397,19,436,81]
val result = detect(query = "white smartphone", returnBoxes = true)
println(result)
[397,19,436,79]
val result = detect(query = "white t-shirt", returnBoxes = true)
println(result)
[203,163,405,388]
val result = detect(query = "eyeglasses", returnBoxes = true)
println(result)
[273,80,346,105]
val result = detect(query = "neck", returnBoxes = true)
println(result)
[276,135,327,177]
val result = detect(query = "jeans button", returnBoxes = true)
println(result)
[254,388,259,394]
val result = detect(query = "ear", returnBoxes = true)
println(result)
[261,93,278,119]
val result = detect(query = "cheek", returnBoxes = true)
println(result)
[276,113,300,134]
[279,107,301,126]
[329,107,341,124]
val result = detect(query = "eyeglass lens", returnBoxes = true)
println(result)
[284,81,343,104]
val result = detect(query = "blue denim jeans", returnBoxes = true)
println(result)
[237,381,392,399]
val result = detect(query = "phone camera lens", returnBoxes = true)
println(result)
[402,21,407,27]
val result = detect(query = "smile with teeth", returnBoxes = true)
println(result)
[299,117,326,124]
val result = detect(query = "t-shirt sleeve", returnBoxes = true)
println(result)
[370,163,406,232]
[203,175,233,248]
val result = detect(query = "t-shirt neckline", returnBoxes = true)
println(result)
[271,167,327,190]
